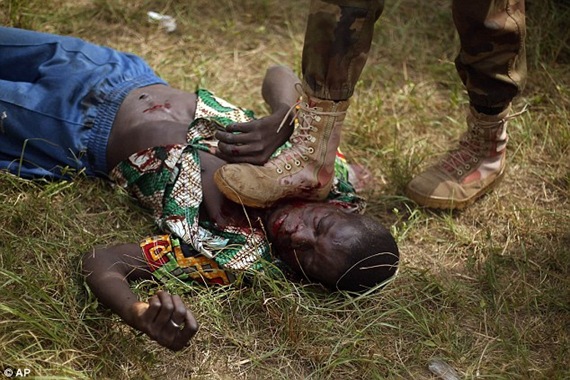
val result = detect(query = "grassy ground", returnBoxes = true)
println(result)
[0,0,568,379]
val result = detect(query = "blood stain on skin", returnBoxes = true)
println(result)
[143,102,172,113]
[272,214,286,237]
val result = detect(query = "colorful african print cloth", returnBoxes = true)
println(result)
[110,89,365,284]
[140,234,234,286]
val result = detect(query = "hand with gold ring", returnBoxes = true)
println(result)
[129,290,199,351]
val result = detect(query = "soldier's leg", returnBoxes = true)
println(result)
[454,0,526,112]
[302,0,384,101]
[215,0,384,208]
[406,0,526,210]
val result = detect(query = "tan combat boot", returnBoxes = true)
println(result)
[406,106,518,210]
[214,95,349,208]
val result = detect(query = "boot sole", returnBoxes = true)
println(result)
[214,169,333,208]
[405,170,505,210]
[214,169,275,208]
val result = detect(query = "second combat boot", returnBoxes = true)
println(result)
[406,106,520,209]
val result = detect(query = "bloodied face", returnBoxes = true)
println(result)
[266,202,364,287]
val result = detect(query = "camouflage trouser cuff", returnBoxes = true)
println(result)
[301,78,354,101]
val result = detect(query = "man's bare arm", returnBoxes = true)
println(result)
[82,244,199,351]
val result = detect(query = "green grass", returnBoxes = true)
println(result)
[1,0,569,378]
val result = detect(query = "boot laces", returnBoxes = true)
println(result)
[440,106,527,176]
[272,92,346,173]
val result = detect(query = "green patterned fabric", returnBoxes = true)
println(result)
[110,89,365,272]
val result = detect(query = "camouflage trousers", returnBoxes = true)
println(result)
[302,0,526,110]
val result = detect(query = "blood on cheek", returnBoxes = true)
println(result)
[271,218,283,237]
[270,203,314,240]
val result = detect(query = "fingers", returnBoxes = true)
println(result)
[168,295,199,351]
[215,148,268,165]
[183,309,199,332]
[142,290,199,351]
[223,121,254,133]
[215,117,273,144]
[144,293,163,323]
[215,129,270,165]
[215,129,250,145]
[217,139,264,157]
[215,128,265,160]
[214,114,290,165]
[153,290,175,327]
[169,293,189,327]
[178,309,199,344]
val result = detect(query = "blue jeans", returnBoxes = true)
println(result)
[0,27,166,178]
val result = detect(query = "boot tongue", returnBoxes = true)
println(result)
[307,96,322,108]
[307,95,334,109]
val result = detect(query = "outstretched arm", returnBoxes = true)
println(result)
[82,244,199,351]
[215,65,301,164]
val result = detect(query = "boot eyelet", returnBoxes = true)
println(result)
[464,164,471,170]
[294,160,301,166]
[276,168,283,174]
[457,170,463,176]
[285,163,292,170]
[308,147,315,154]
[472,157,479,163]
[302,155,309,161]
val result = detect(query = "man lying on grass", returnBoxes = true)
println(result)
[0,27,399,351]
